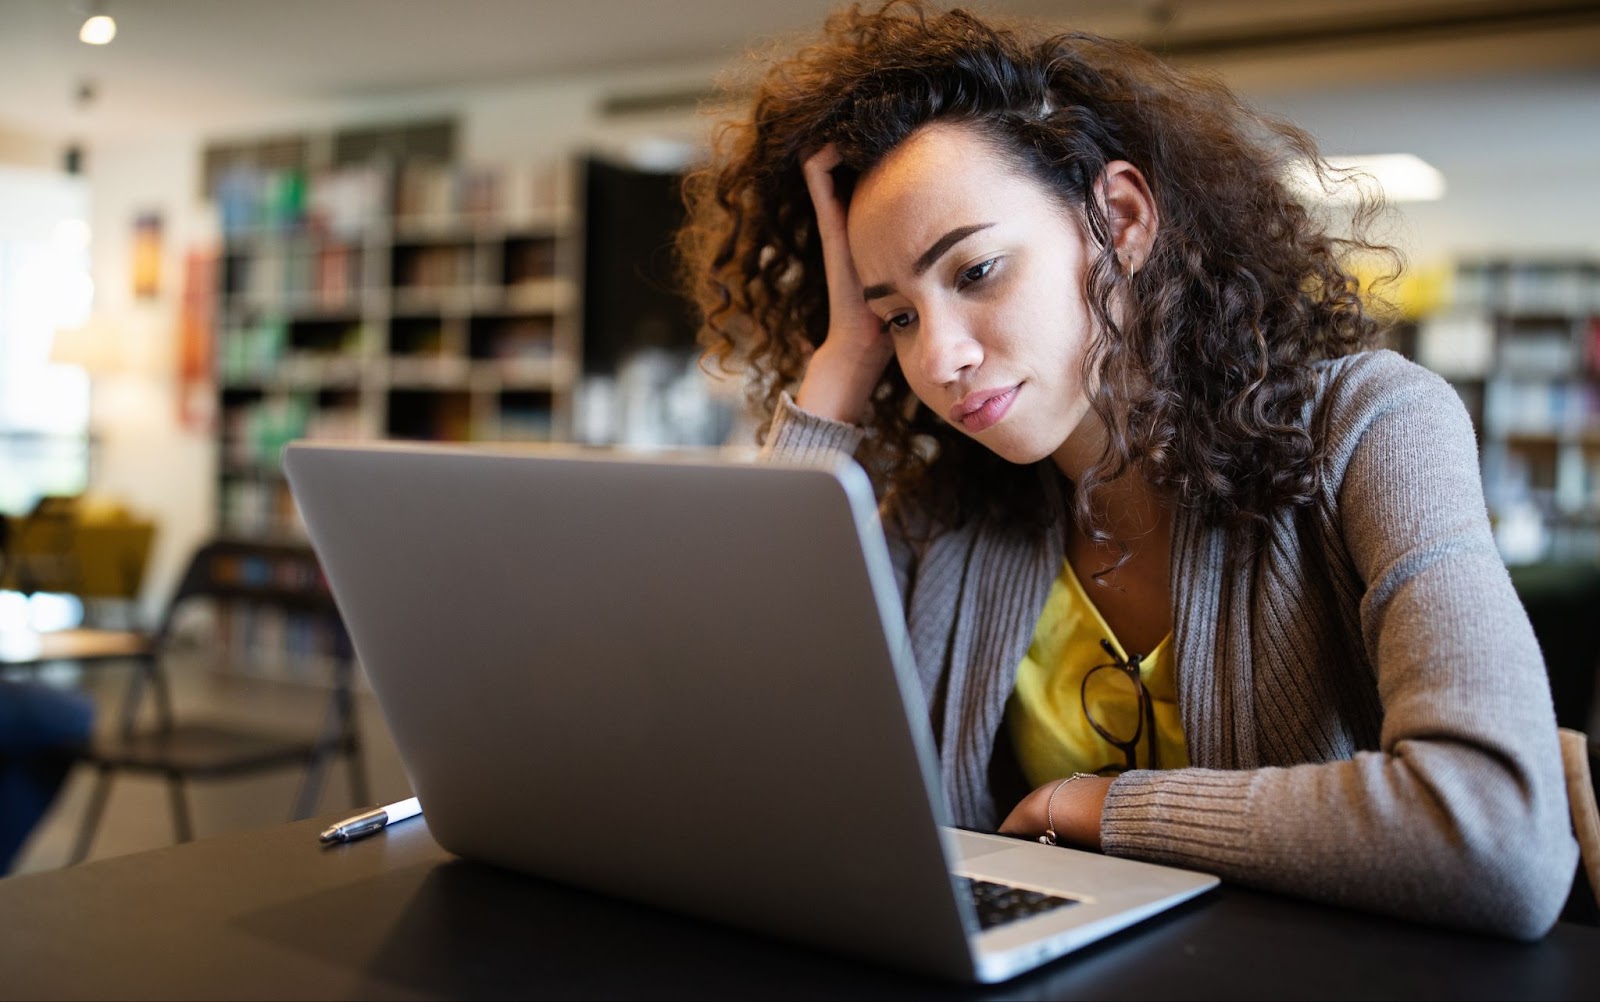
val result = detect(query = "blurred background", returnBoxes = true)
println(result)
[1,0,1597,874]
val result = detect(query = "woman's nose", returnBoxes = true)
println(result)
[916,314,984,387]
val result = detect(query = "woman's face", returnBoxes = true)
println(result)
[846,121,1102,470]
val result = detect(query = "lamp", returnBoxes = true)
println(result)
[49,314,122,483]
[46,311,147,522]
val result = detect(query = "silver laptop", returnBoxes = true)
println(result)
[283,440,1217,984]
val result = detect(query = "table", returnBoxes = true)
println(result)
[1,816,1597,1000]
[0,627,150,668]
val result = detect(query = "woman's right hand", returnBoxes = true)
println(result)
[794,145,896,425]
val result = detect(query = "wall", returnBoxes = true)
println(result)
[83,133,212,621]
[0,123,56,171]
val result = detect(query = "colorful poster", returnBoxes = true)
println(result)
[177,249,216,430]
[132,211,163,299]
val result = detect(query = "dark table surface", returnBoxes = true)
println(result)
[1,814,1597,1000]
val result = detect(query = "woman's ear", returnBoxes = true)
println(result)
[1098,160,1158,274]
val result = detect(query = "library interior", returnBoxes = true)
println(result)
[1,0,1600,996]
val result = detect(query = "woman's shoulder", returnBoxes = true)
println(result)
[1311,348,1468,439]
[1307,348,1478,500]
[1313,347,1454,401]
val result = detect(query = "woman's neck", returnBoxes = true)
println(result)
[1060,460,1175,655]
[1051,410,1167,543]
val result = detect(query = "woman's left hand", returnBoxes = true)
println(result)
[998,775,1114,850]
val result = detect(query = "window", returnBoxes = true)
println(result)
[0,166,93,515]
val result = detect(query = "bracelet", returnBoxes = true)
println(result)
[1039,773,1097,846]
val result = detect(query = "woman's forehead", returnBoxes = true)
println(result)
[847,124,1073,259]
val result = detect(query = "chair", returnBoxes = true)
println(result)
[0,496,152,685]
[0,494,155,629]
[1560,728,1600,916]
[68,538,368,864]
[1508,563,1600,922]
[0,496,83,598]
[1510,563,1600,731]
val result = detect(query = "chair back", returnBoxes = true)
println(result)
[1510,562,1600,733]
[68,538,370,859]
[153,539,353,667]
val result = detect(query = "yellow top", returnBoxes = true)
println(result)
[1006,559,1188,785]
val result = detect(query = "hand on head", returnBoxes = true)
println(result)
[794,144,898,424]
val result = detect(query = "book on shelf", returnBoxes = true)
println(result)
[313,242,362,308]
[216,164,387,238]
[474,316,555,360]
[1503,261,1597,316]
[1498,323,1580,378]
[392,242,476,289]
[307,166,386,239]
[391,161,566,229]
[223,396,311,470]
[218,319,288,382]
[1484,379,1600,439]
[1453,259,1600,317]
[224,235,364,310]
[220,479,300,537]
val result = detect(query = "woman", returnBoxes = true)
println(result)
[676,1,1576,938]
[0,679,93,872]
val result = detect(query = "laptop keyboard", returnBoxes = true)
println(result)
[956,875,1079,931]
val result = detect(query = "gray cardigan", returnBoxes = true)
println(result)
[763,349,1576,940]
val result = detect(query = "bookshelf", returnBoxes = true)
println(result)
[1414,258,1600,563]
[211,158,581,538]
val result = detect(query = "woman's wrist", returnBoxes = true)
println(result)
[999,774,1113,850]
[1053,775,1112,850]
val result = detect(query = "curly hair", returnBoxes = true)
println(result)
[677,0,1395,542]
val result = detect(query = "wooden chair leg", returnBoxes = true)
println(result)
[166,773,193,843]
[1559,729,1600,910]
[69,765,116,866]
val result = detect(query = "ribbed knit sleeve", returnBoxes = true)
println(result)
[1099,769,1257,872]
[759,392,865,463]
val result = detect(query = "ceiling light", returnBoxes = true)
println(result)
[1328,154,1446,202]
[79,13,117,45]
[1291,153,1446,204]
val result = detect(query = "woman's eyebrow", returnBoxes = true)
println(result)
[862,222,995,301]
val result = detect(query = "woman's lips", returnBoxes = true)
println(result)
[950,385,1019,433]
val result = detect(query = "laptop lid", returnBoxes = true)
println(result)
[284,440,982,980]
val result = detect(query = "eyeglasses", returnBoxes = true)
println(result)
[1080,637,1159,772]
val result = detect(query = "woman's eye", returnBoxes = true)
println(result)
[881,312,914,333]
[957,258,998,289]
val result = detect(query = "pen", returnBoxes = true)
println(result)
[319,796,423,843]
